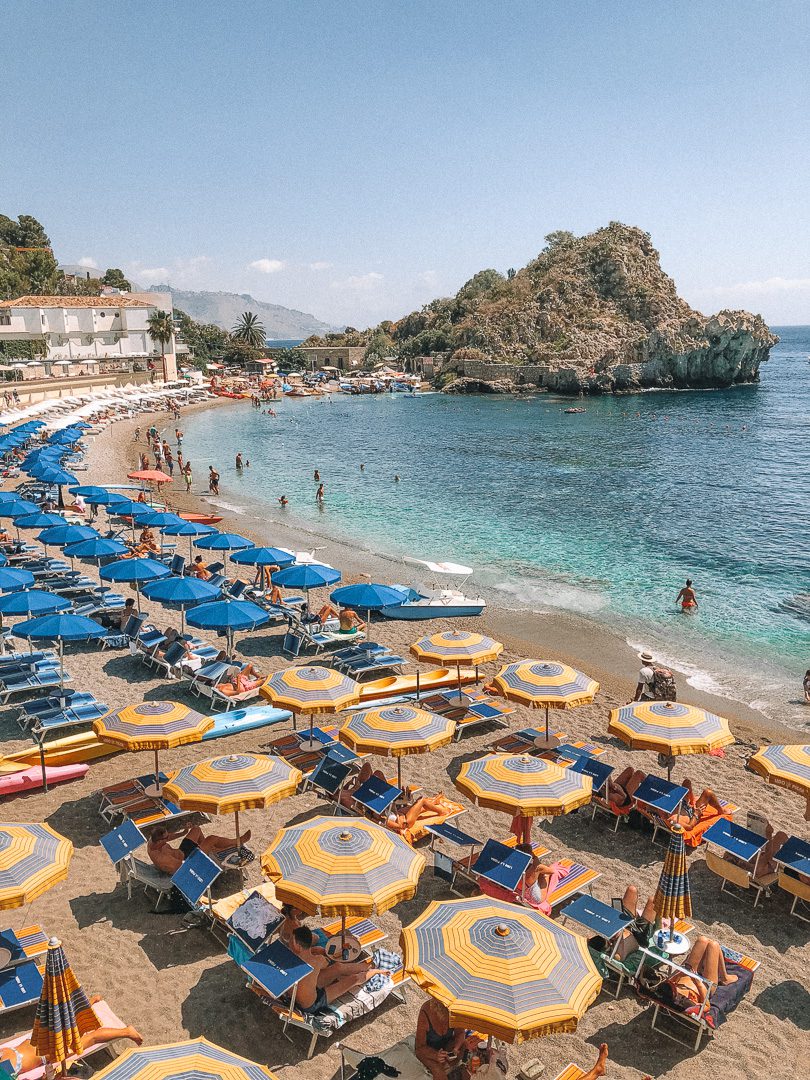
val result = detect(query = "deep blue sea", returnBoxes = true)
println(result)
[185,327,810,729]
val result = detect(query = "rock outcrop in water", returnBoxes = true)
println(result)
[317,224,778,395]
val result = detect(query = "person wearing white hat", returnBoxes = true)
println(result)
[634,650,657,701]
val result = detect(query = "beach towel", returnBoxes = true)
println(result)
[399,794,466,844]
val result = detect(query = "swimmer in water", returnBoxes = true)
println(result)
[360,463,365,471]
[314,469,320,481]
[676,578,698,613]
[278,495,288,507]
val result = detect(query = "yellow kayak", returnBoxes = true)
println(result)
[357,667,478,701]
[0,732,119,773]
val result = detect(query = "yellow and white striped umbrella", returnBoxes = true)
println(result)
[0,823,73,910]
[748,744,810,799]
[91,1039,278,1080]
[455,754,592,818]
[490,660,599,744]
[262,815,425,918]
[411,630,503,699]
[608,701,734,757]
[94,701,214,792]
[339,704,455,786]
[261,665,360,747]
[163,753,301,813]
[402,897,601,1043]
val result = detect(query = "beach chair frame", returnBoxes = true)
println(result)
[704,850,775,908]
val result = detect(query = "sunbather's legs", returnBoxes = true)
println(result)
[198,828,251,855]
[696,939,737,986]
[321,968,379,1003]
[80,1025,144,1050]
[639,895,657,924]
[580,1042,609,1080]
[510,813,532,844]
[403,796,445,828]
[758,826,789,876]
[693,788,723,815]
[684,934,710,973]
[624,770,647,797]
[622,885,639,914]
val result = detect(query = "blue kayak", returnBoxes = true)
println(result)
[202,705,291,740]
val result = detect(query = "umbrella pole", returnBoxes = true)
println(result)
[545,703,549,742]
[415,668,420,702]
[180,604,185,635]
[59,639,65,688]
[154,749,161,791]
[341,913,347,957]
[235,809,241,853]
[135,583,141,613]
[397,757,402,789]
[38,735,48,793]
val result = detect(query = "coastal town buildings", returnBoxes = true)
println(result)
[296,344,366,371]
[0,291,178,380]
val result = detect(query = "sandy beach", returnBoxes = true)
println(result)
[1,400,807,1080]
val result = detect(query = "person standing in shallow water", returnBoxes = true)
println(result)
[676,578,698,613]
[315,483,324,503]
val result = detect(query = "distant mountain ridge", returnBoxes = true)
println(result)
[146,285,336,337]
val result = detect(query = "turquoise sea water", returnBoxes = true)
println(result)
[184,327,810,729]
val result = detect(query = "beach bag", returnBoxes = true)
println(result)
[651,665,676,700]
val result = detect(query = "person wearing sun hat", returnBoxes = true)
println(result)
[634,650,657,701]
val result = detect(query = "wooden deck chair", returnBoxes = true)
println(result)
[704,849,776,907]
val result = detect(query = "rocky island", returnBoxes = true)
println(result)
[307,223,778,394]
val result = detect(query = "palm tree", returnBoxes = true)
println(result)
[146,309,174,381]
[232,311,266,348]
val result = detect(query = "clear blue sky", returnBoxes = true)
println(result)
[2,0,809,326]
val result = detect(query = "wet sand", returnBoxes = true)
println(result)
[0,401,807,1080]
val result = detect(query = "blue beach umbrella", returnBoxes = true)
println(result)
[35,467,77,487]
[229,546,296,568]
[13,612,105,686]
[1,499,39,518]
[273,563,341,611]
[68,486,129,507]
[63,537,129,562]
[0,492,29,503]
[37,525,99,547]
[13,512,68,531]
[142,576,221,633]
[141,511,185,529]
[0,589,71,617]
[161,520,216,559]
[0,567,36,592]
[99,556,171,610]
[194,531,253,573]
[185,598,270,654]
[330,582,409,623]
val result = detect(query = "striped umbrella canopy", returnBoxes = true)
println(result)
[748,744,810,800]
[401,897,601,1044]
[93,701,214,793]
[262,816,425,933]
[490,660,599,746]
[91,1039,278,1080]
[262,665,360,750]
[455,754,592,819]
[411,630,503,699]
[0,823,73,910]
[653,824,692,940]
[608,701,734,778]
[339,704,456,787]
[30,937,99,1071]
[165,753,301,855]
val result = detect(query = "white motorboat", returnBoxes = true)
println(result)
[380,558,486,620]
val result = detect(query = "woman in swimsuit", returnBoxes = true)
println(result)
[414,999,467,1079]
[605,766,647,809]
[0,996,143,1074]
[666,935,737,1006]
[676,579,698,613]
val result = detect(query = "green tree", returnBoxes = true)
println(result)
[174,309,230,370]
[102,267,131,290]
[146,309,174,380]
[231,310,266,347]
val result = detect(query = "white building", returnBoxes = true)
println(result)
[0,293,177,380]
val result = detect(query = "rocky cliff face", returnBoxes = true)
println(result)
[388,224,778,394]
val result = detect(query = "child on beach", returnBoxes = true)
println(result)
[184,462,193,492]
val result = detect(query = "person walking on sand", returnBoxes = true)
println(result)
[676,578,698,613]
[208,467,220,495]
[803,668,810,704]
[634,651,657,702]
[184,462,193,493]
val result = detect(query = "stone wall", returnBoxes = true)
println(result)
[459,360,545,384]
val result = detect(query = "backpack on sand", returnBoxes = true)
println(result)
[652,665,677,701]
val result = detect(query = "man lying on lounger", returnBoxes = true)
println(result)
[147,823,251,874]
[0,996,142,1074]
[288,926,386,1017]
[339,761,444,832]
